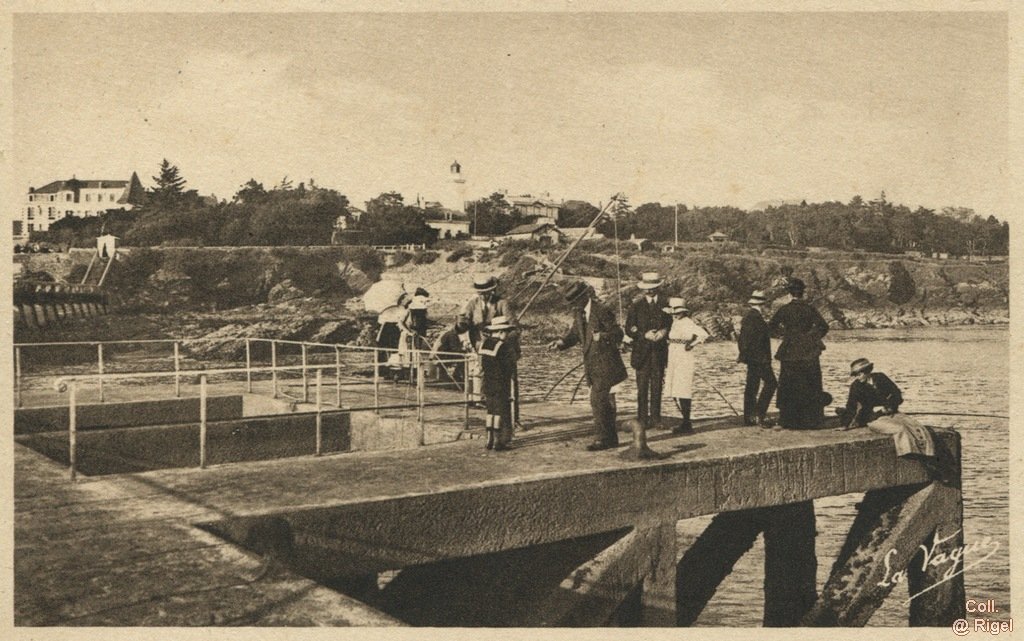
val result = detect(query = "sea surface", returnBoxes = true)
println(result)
[517,326,1010,626]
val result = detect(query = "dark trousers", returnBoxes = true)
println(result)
[777,359,824,429]
[743,362,777,422]
[590,383,618,446]
[634,363,665,424]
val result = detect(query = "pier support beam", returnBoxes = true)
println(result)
[803,430,964,627]
[675,500,817,627]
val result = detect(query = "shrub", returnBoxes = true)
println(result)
[337,246,384,281]
[413,250,439,265]
[446,246,474,263]
[390,250,413,267]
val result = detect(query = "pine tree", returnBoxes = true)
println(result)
[150,159,187,206]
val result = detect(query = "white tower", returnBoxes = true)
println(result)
[448,160,467,214]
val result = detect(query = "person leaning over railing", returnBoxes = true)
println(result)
[432,318,473,385]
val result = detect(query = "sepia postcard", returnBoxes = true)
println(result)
[2,1,1020,639]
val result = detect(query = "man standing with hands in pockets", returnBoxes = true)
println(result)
[738,289,777,428]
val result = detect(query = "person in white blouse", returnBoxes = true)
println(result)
[662,298,709,434]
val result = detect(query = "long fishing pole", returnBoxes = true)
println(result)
[508,199,618,305]
[903,411,1008,420]
[694,369,741,417]
[543,361,584,400]
[514,194,625,323]
[570,370,587,405]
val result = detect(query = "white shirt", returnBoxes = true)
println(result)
[584,299,592,322]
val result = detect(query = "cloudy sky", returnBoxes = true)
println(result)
[12,11,1008,215]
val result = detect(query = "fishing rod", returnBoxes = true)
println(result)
[903,411,1008,420]
[543,361,584,401]
[694,369,741,417]
[514,193,626,323]
[570,370,587,405]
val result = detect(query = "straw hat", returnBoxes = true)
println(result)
[473,275,498,292]
[662,297,689,315]
[637,271,664,290]
[409,295,429,310]
[485,315,516,331]
[748,290,768,305]
[849,358,874,377]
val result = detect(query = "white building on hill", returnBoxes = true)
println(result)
[18,173,144,240]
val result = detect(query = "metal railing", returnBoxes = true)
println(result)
[18,337,475,482]
[14,336,472,410]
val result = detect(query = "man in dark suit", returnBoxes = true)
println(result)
[625,272,671,429]
[737,289,777,427]
[548,281,628,451]
[768,278,830,429]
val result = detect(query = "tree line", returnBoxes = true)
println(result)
[37,161,1008,256]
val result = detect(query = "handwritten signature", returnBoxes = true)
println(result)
[876,527,1000,603]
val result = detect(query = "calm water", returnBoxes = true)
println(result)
[518,326,1010,626]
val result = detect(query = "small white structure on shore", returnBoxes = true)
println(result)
[97,234,119,258]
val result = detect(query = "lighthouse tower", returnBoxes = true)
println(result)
[448,160,467,214]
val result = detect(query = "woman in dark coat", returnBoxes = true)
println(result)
[768,278,830,429]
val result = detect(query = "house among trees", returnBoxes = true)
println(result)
[508,194,561,226]
[708,230,728,243]
[18,173,145,241]
[426,215,471,240]
[505,222,564,244]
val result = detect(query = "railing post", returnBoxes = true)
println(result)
[373,348,380,415]
[68,381,77,482]
[97,343,105,403]
[245,338,252,393]
[173,342,181,398]
[464,354,471,432]
[416,349,425,446]
[335,346,342,408]
[315,368,323,456]
[199,374,208,469]
[15,346,22,408]
[271,340,278,399]
[302,343,309,404]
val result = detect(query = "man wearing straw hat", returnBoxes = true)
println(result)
[737,289,777,427]
[625,272,671,430]
[460,275,518,414]
[768,278,830,429]
[548,281,627,451]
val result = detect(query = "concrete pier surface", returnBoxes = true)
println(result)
[14,398,952,626]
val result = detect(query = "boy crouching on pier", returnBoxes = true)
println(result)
[479,315,518,451]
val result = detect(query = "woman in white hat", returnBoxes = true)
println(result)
[662,298,709,433]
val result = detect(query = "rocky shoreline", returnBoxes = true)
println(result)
[13,244,1008,350]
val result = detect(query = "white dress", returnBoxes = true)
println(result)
[663,317,709,399]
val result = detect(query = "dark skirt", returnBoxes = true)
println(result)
[776,360,824,429]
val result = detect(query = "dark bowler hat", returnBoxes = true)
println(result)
[562,280,591,304]
[787,278,806,294]
[850,358,874,377]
